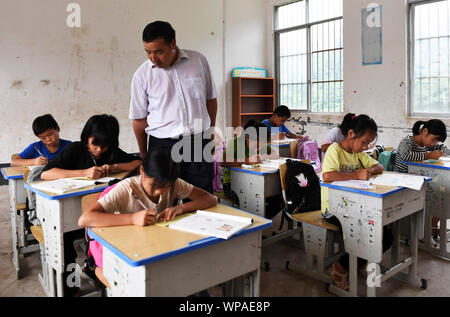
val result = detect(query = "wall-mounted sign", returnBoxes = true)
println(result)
[362,3,382,65]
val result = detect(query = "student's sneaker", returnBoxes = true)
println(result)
[328,263,349,291]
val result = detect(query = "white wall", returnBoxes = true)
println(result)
[265,0,450,148]
[223,0,268,129]
[0,0,226,162]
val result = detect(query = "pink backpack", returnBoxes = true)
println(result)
[297,138,322,172]
[87,184,117,268]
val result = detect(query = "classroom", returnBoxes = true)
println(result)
[1,0,450,300]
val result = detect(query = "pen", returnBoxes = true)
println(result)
[89,152,97,166]
[132,193,161,221]
[34,146,44,157]
[358,159,365,169]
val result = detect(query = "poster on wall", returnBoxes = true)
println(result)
[362,3,382,65]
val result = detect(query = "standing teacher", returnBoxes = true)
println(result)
[129,21,218,193]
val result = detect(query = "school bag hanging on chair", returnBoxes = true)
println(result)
[279,159,321,230]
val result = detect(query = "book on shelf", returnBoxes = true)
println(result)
[169,210,253,239]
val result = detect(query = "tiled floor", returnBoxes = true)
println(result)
[0,185,449,297]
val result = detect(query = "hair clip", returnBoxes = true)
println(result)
[351,115,356,120]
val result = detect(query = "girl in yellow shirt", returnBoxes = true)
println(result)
[321,114,391,291]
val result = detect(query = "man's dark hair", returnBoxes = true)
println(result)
[274,105,291,118]
[80,114,120,150]
[32,114,59,136]
[142,21,176,45]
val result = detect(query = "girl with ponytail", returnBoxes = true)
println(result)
[393,119,449,173]
[393,119,449,247]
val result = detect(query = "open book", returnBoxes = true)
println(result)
[169,210,253,239]
[31,176,116,195]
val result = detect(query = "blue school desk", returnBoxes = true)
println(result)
[404,160,450,260]
[25,172,127,297]
[270,142,291,158]
[321,172,430,297]
[230,165,281,218]
[1,166,39,280]
[88,204,272,296]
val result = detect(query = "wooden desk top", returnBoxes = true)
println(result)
[89,204,272,267]
[25,171,128,200]
[1,166,26,180]
[403,160,450,170]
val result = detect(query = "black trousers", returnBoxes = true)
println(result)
[63,228,85,296]
[148,133,214,194]
[324,216,393,271]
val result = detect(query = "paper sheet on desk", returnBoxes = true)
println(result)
[439,156,450,162]
[371,173,427,190]
[331,180,372,189]
[272,138,297,144]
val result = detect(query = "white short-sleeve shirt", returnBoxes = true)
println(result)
[129,48,217,138]
[322,127,345,146]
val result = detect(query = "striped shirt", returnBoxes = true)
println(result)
[393,135,450,173]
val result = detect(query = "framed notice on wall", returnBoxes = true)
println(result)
[362,4,382,65]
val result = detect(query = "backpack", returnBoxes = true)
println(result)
[298,139,322,172]
[296,136,310,159]
[372,145,385,161]
[378,150,396,171]
[284,159,321,214]
[279,159,321,230]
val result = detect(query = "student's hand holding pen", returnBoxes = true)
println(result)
[426,151,444,160]
[158,205,184,223]
[33,156,48,166]
[355,168,371,180]
[101,164,115,176]
[132,209,157,226]
[84,166,104,179]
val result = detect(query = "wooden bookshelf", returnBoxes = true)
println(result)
[232,77,275,128]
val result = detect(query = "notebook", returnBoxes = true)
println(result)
[169,210,253,239]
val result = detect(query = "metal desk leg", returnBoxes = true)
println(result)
[48,267,56,297]
[349,254,358,297]
[407,214,419,285]
[56,271,64,297]
[391,222,400,266]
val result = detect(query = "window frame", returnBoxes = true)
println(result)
[408,0,450,118]
[274,0,344,114]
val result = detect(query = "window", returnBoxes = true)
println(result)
[410,0,450,116]
[275,0,343,113]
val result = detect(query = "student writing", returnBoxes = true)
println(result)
[220,120,275,206]
[78,148,217,269]
[393,119,449,245]
[393,119,450,173]
[321,114,391,291]
[11,114,71,167]
[41,114,142,180]
[261,105,304,140]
